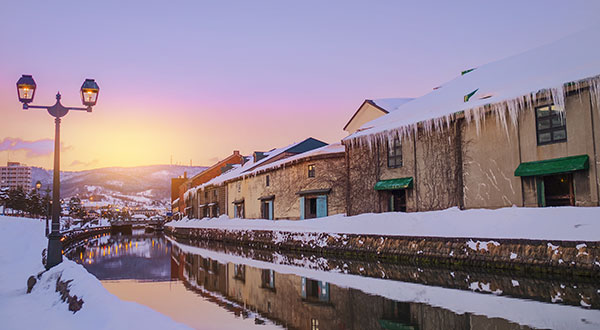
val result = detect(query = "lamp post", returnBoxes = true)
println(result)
[44,187,51,237]
[35,181,42,219]
[17,75,99,269]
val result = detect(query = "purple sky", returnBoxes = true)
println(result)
[1,1,599,170]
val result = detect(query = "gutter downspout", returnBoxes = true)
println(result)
[589,89,600,206]
[517,109,525,207]
[413,129,419,212]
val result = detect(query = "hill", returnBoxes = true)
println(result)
[31,165,206,206]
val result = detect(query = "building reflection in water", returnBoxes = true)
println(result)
[69,232,599,330]
[68,230,172,281]
[171,244,538,330]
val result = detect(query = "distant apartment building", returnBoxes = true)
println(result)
[0,162,32,190]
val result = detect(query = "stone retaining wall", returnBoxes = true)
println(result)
[166,226,600,277]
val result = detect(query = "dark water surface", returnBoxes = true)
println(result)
[66,230,600,330]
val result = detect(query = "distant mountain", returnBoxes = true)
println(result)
[31,165,206,204]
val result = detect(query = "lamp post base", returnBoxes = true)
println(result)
[46,233,63,269]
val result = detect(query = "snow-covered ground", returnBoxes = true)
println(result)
[167,206,600,241]
[0,216,189,330]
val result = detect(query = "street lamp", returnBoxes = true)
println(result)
[44,187,51,237]
[17,74,99,269]
[35,181,42,191]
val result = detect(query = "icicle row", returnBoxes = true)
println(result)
[346,75,600,151]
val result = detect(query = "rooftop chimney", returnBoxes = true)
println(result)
[253,151,267,163]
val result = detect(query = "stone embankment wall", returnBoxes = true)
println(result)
[166,226,600,277]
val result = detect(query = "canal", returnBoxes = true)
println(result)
[65,230,600,330]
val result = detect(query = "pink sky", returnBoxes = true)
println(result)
[1,1,599,170]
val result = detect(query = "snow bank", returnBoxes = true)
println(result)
[0,216,189,330]
[167,206,600,241]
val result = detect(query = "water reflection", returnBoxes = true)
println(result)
[67,229,171,281]
[67,232,600,330]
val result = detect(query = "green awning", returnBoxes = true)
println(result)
[374,177,413,190]
[378,319,416,330]
[514,155,589,177]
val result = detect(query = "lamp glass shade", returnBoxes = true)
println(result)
[16,75,36,103]
[35,181,42,189]
[80,79,99,106]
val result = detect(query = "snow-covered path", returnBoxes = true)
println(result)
[167,206,600,241]
[0,216,189,330]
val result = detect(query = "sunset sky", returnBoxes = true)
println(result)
[1,0,599,171]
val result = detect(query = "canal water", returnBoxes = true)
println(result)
[66,230,600,330]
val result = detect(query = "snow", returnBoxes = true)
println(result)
[249,143,345,176]
[371,98,414,112]
[345,25,600,147]
[106,180,124,187]
[466,240,500,251]
[0,216,189,329]
[182,141,304,195]
[168,206,600,242]
[169,238,600,330]
[85,185,102,192]
[187,141,343,195]
[548,242,560,254]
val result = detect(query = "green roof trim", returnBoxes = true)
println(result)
[378,319,416,330]
[461,67,476,75]
[514,155,589,177]
[464,88,479,102]
[374,177,413,190]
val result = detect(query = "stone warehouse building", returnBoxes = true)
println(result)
[187,137,345,220]
[343,28,600,215]
[226,143,345,220]
[175,151,245,218]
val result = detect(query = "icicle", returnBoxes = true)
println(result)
[345,74,600,154]
[591,76,600,116]
[550,85,566,112]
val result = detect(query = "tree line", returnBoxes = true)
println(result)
[0,186,90,220]
[0,186,49,217]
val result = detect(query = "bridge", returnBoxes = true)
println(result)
[111,219,164,227]
[111,219,165,233]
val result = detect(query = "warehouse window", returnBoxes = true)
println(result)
[536,104,567,145]
[387,139,402,168]
[308,164,315,178]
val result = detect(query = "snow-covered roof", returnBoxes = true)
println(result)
[370,98,414,113]
[194,140,341,189]
[346,25,600,145]
[251,143,345,175]
[190,142,297,191]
